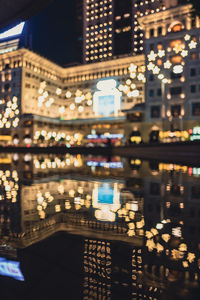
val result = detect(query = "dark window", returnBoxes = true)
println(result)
[157,88,162,96]
[171,185,181,196]
[4,64,10,70]
[151,105,160,118]
[4,83,10,91]
[150,182,160,195]
[150,43,154,50]
[158,27,162,35]
[190,68,196,77]
[170,86,182,95]
[148,204,153,212]
[192,103,200,116]
[171,105,181,117]
[191,18,196,28]
[150,28,154,37]
[191,186,200,199]
[149,89,154,97]
[190,209,195,218]
[127,112,144,122]
[191,85,196,93]
[171,71,182,79]
[149,74,154,81]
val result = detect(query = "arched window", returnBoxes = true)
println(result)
[168,21,184,33]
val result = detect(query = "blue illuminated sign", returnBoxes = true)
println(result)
[98,95,115,116]
[86,134,124,140]
[0,257,24,281]
[98,184,114,204]
[87,161,123,168]
[93,79,122,117]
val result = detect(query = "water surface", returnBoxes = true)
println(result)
[0,153,200,299]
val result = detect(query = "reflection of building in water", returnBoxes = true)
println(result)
[83,239,111,299]
[143,162,200,287]
[0,167,20,241]
[0,154,200,290]
[83,239,161,300]
[92,182,121,222]
[20,176,144,244]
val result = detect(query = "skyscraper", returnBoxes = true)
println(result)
[76,0,84,63]
[82,0,165,64]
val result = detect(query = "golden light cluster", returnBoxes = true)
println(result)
[0,96,19,129]
[36,191,54,219]
[38,82,67,117]
[34,130,83,146]
[145,220,198,270]
[38,81,55,108]
[66,89,93,112]
[117,198,144,237]
[118,63,145,100]
[147,34,197,84]
[34,154,83,169]
[0,169,19,203]
[84,239,111,298]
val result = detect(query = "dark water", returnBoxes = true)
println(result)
[0,153,200,299]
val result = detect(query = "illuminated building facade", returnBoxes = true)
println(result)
[0,48,145,145]
[139,1,200,142]
[82,0,165,64]
[0,2,200,145]
[132,0,165,55]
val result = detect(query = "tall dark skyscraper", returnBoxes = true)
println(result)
[76,0,84,63]
[114,0,133,57]
[81,0,165,64]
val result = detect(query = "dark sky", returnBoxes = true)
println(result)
[22,0,79,66]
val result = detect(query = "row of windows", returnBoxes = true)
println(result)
[149,85,200,97]
[149,87,183,97]
[148,17,198,39]
[64,68,129,83]
[25,73,59,87]
[149,68,200,82]
[150,103,200,118]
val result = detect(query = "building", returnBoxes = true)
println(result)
[82,0,166,64]
[139,1,200,142]
[76,0,84,63]
[0,46,145,146]
[0,1,200,145]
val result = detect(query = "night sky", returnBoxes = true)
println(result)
[22,0,79,66]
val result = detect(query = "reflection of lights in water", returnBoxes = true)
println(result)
[0,170,19,203]
[0,257,24,281]
[92,182,120,222]
[145,219,198,269]
[24,154,32,162]
[13,153,19,161]
[172,227,182,238]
